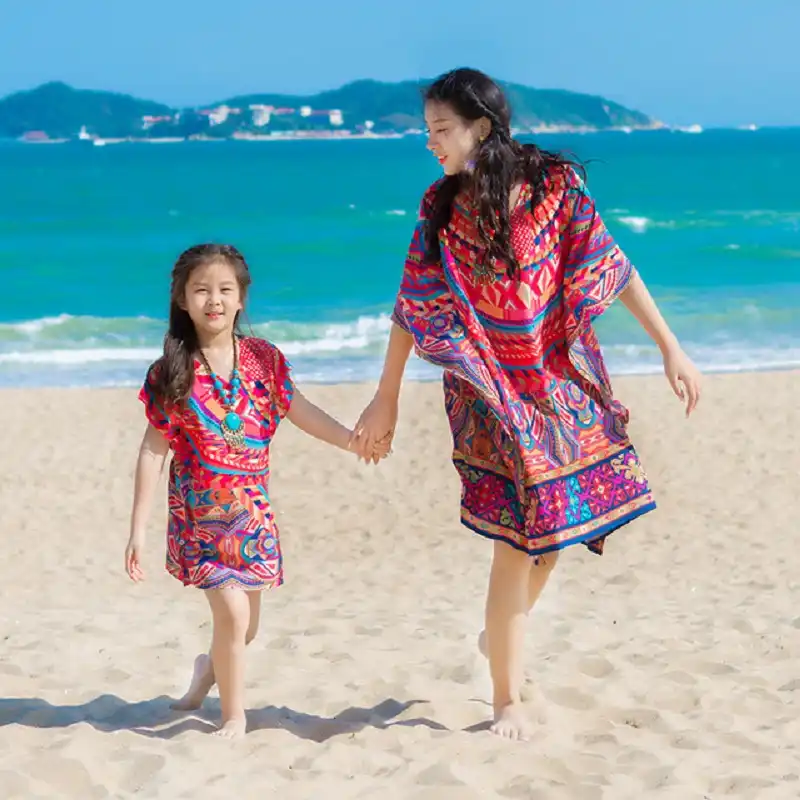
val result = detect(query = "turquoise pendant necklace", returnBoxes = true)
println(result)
[199,336,245,450]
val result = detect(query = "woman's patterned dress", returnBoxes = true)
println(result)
[393,166,656,556]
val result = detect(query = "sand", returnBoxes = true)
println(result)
[0,371,798,799]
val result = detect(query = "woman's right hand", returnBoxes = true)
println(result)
[351,391,399,464]
[125,532,146,582]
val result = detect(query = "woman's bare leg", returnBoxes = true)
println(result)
[478,550,559,657]
[483,544,558,740]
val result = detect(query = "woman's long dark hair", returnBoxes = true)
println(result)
[423,68,585,277]
[150,243,251,404]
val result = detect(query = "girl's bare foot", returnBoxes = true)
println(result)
[212,716,247,739]
[170,654,215,711]
[491,702,533,741]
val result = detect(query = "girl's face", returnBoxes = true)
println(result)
[181,259,243,340]
[424,100,488,175]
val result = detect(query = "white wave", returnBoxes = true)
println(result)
[254,313,393,353]
[0,347,161,365]
[614,215,682,234]
[7,313,75,334]
[604,343,800,376]
[0,314,396,365]
[279,335,374,355]
[0,313,161,335]
[616,216,653,234]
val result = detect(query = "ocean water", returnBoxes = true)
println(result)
[1,129,798,387]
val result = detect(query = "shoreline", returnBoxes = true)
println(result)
[0,364,798,392]
[9,124,736,147]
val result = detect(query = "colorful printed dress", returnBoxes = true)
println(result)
[392,166,656,556]
[139,336,294,589]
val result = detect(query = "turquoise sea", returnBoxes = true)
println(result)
[1,129,798,387]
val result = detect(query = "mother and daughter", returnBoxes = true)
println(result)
[125,67,701,740]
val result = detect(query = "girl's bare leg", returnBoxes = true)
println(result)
[203,587,252,737]
[483,543,558,740]
[171,591,262,712]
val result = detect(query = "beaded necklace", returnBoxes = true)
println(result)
[198,334,245,449]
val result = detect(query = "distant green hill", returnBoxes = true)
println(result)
[222,79,656,131]
[0,82,172,139]
[0,78,659,140]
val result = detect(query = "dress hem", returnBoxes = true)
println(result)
[167,566,284,591]
[460,500,656,557]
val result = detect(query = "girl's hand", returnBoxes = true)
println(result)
[663,344,702,417]
[371,431,394,461]
[125,533,146,582]
[352,392,398,464]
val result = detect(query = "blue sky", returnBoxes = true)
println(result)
[2,0,798,127]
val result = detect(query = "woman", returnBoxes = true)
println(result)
[352,68,701,740]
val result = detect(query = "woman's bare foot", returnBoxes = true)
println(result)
[212,716,247,739]
[491,702,533,741]
[478,630,547,713]
[170,654,215,711]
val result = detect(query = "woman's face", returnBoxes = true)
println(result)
[424,100,487,175]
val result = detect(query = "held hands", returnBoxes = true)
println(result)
[349,430,394,463]
[662,343,702,417]
[349,391,398,464]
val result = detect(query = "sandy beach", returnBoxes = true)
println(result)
[0,371,798,799]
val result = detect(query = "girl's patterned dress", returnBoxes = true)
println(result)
[393,166,656,557]
[139,336,293,589]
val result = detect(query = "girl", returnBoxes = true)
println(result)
[352,69,702,741]
[124,243,384,738]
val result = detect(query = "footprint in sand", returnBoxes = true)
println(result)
[643,765,676,791]
[577,656,615,679]
[578,732,620,758]
[433,662,474,685]
[661,670,697,685]
[547,639,572,656]
[547,686,598,711]
[669,732,699,750]
[648,685,701,714]
[616,748,661,768]
[732,618,757,634]
[610,707,670,733]
[267,635,298,650]
[710,776,777,794]
[691,659,738,676]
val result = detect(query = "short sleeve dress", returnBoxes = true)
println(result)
[393,165,656,557]
[139,336,294,590]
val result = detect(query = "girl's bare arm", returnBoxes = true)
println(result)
[129,423,170,540]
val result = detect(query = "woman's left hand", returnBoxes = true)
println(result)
[662,344,702,417]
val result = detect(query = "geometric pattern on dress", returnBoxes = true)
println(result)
[140,336,293,589]
[393,166,656,556]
